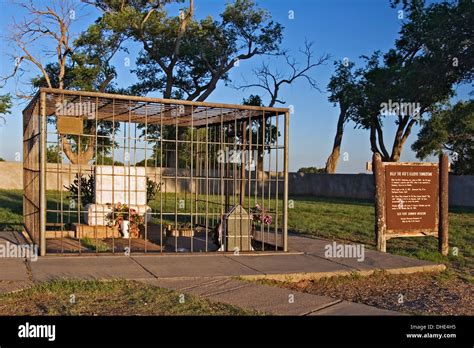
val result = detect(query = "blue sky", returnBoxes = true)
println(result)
[0,0,469,172]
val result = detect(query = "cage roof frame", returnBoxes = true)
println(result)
[24,88,289,127]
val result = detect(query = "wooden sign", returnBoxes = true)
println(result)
[373,154,449,255]
[57,116,83,135]
[385,164,439,232]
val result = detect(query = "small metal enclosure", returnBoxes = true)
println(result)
[22,88,290,256]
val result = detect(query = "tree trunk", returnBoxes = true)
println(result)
[257,147,264,179]
[325,108,346,173]
[370,126,380,155]
[390,118,416,162]
[60,120,96,166]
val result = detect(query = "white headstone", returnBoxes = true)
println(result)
[95,165,147,206]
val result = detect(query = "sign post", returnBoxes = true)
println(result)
[438,154,449,255]
[372,153,449,255]
[373,153,386,252]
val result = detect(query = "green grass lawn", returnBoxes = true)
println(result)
[0,189,22,231]
[286,196,474,280]
[0,279,254,315]
[1,189,472,279]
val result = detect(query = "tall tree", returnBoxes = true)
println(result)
[324,60,358,173]
[350,0,473,161]
[237,41,328,174]
[412,100,474,175]
[86,0,284,166]
[89,0,283,100]
[2,0,124,164]
[241,94,279,175]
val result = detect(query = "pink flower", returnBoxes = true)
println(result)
[263,215,272,225]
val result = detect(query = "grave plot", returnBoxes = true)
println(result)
[23,88,290,255]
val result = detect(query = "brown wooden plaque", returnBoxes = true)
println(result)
[57,116,83,135]
[385,164,439,232]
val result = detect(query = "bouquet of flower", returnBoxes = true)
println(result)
[105,202,144,238]
[250,203,273,225]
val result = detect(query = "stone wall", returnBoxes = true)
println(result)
[287,172,474,207]
[1,161,473,207]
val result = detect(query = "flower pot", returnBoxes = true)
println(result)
[121,220,130,238]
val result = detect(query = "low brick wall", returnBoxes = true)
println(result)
[1,161,473,207]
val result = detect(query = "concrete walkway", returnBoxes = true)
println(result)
[0,231,445,315]
[139,277,399,315]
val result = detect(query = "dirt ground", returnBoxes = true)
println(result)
[259,271,474,315]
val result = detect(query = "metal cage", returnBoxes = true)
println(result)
[22,88,290,256]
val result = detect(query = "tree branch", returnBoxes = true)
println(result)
[235,40,328,106]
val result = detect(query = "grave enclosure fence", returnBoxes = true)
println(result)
[23,88,290,256]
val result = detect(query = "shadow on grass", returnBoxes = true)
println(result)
[0,189,23,231]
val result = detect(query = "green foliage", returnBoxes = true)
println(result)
[65,174,95,208]
[0,94,12,114]
[327,60,358,113]
[0,158,4,162]
[146,178,162,202]
[242,94,280,151]
[343,0,473,161]
[242,95,263,107]
[81,237,110,252]
[0,94,12,125]
[46,145,61,163]
[412,101,474,175]
[30,12,126,93]
[26,1,123,165]
[135,158,161,167]
[297,167,326,174]
[0,189,23,231]
[95,0,284,166]
[89,0,283,99]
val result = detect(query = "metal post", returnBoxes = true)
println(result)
[274,112,279,250]
[39,91,47,256]
[439,153,449,256]
[282,111,289,252]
